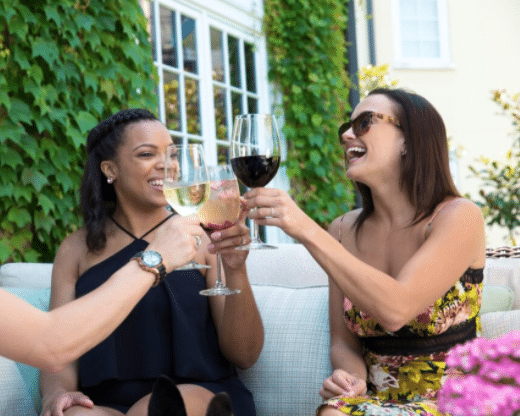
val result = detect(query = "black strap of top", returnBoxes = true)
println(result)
[359,318,477,356]
[110,214,175,240]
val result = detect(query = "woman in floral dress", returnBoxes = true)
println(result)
[243,88,486,415]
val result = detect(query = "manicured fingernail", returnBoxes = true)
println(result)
[211,231,222,240]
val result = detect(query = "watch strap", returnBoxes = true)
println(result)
[131,251,167,287]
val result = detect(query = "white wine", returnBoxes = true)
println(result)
[163,181,209,216]
[199,179,241,230]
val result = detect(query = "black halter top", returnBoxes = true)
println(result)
[75,217,235,388]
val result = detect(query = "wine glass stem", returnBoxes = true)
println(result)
[251,208,262,242]
[215,252,224,287]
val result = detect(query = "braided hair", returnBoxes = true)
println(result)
[80,109,159,252]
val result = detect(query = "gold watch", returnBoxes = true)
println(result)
[131,250,166,287]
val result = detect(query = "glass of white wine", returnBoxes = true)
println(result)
[163,144,211,270]
[198,165,241,296]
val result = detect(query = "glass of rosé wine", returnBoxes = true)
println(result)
[198,165,242,296]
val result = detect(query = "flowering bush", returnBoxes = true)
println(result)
[438,331,520,415]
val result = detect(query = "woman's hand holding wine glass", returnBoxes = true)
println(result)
[198,165,248,296]
[230,114,281,250]
[163,144,211,270]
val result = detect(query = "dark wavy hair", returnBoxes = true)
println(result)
[80,108,159,252]
[352,88,460,236]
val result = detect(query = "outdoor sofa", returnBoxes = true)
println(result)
[0,244,519,415]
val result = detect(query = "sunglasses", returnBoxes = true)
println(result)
[338,111,401,140]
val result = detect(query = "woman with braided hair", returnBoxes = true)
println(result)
[40,109,263,415]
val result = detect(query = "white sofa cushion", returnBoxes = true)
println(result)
[0,263,52,289]
[0,356,36,416]
[481,309,520,340]
[239,284,332,416]
[484,258,520,309]
[481,285,515,314]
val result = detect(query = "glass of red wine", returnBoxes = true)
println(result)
[230,114,281,250]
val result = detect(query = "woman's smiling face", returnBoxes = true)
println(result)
[102,120,174,210]
[340,94,405,184]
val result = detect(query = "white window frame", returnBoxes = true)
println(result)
[151,0,270,167]
[391,0,453,69]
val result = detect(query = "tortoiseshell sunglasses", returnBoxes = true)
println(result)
[338,111,402,140]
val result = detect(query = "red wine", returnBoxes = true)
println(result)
[231,155,280,188]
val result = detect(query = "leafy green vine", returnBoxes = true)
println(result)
[0,0,157,262]
[264,0,355,228]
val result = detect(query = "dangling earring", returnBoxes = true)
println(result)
[107,177,114,184]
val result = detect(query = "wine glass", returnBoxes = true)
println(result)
[198,165,241,296]
[230,114,281,250]
[163,144,211,270]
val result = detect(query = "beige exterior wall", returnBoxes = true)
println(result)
[356,0,520,246]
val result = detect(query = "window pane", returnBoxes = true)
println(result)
[228,35,241,88]
[244,42,256,93]
[163,71,181,131]
[214,86,227,140]
[400,0,418,19]
[420,0,438,19]
[402,40,420,58]
[247,97,258,114]
[422,40,440,58]
[188,138,203,145]
[422,21,439,39]
[232,92,242,120]
[160,6,177,67]
[217,144,229,164]
[171,135,183,145]
[185,76,201,135]
[211,28,224,82]
[401,20,419,40]
[181,15,198,74]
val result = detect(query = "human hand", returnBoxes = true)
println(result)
[243,188,311,239]
[207,202,251,270]
[319,369,367,400]
[41,391,94,416]
[147,214,204,272]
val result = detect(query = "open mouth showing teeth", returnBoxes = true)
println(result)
[347,147,367,160]
[149,179,164,187]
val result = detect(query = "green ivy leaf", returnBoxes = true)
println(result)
[32,38,60,66]
[7,207,31,228]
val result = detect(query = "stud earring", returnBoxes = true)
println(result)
[107,177,114,184]
[401,149,407,156]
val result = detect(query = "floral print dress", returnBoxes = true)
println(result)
[320,268,483,416]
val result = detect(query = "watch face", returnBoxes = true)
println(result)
[142,251,162,267]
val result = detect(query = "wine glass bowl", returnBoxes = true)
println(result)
[163,144,211,270]
[199,165,241,296]
[230,114,281,250]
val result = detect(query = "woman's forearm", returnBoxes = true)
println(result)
[218,265,264,369]
[27,260,154,372]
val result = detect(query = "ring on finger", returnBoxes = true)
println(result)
[270,207,275,218]
[195,235,202,247]
[242,236,247,245]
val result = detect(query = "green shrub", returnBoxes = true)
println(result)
[0,0,157,262]
[469,90,520,245]
[264,0,355,228]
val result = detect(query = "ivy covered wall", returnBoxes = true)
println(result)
[0,0,157,262]
[264,0,356,228]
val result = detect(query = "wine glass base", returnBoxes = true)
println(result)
[235,241,278,250]
[200,287,241,296]
[176,261,212,270]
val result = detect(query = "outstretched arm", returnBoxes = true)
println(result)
[245,188,486,332]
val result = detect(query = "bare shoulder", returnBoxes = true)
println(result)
[53,228,88,282]
[328,209,362,240]
[435,197,484,226]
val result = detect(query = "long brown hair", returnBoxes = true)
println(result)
[353,88,460,236]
